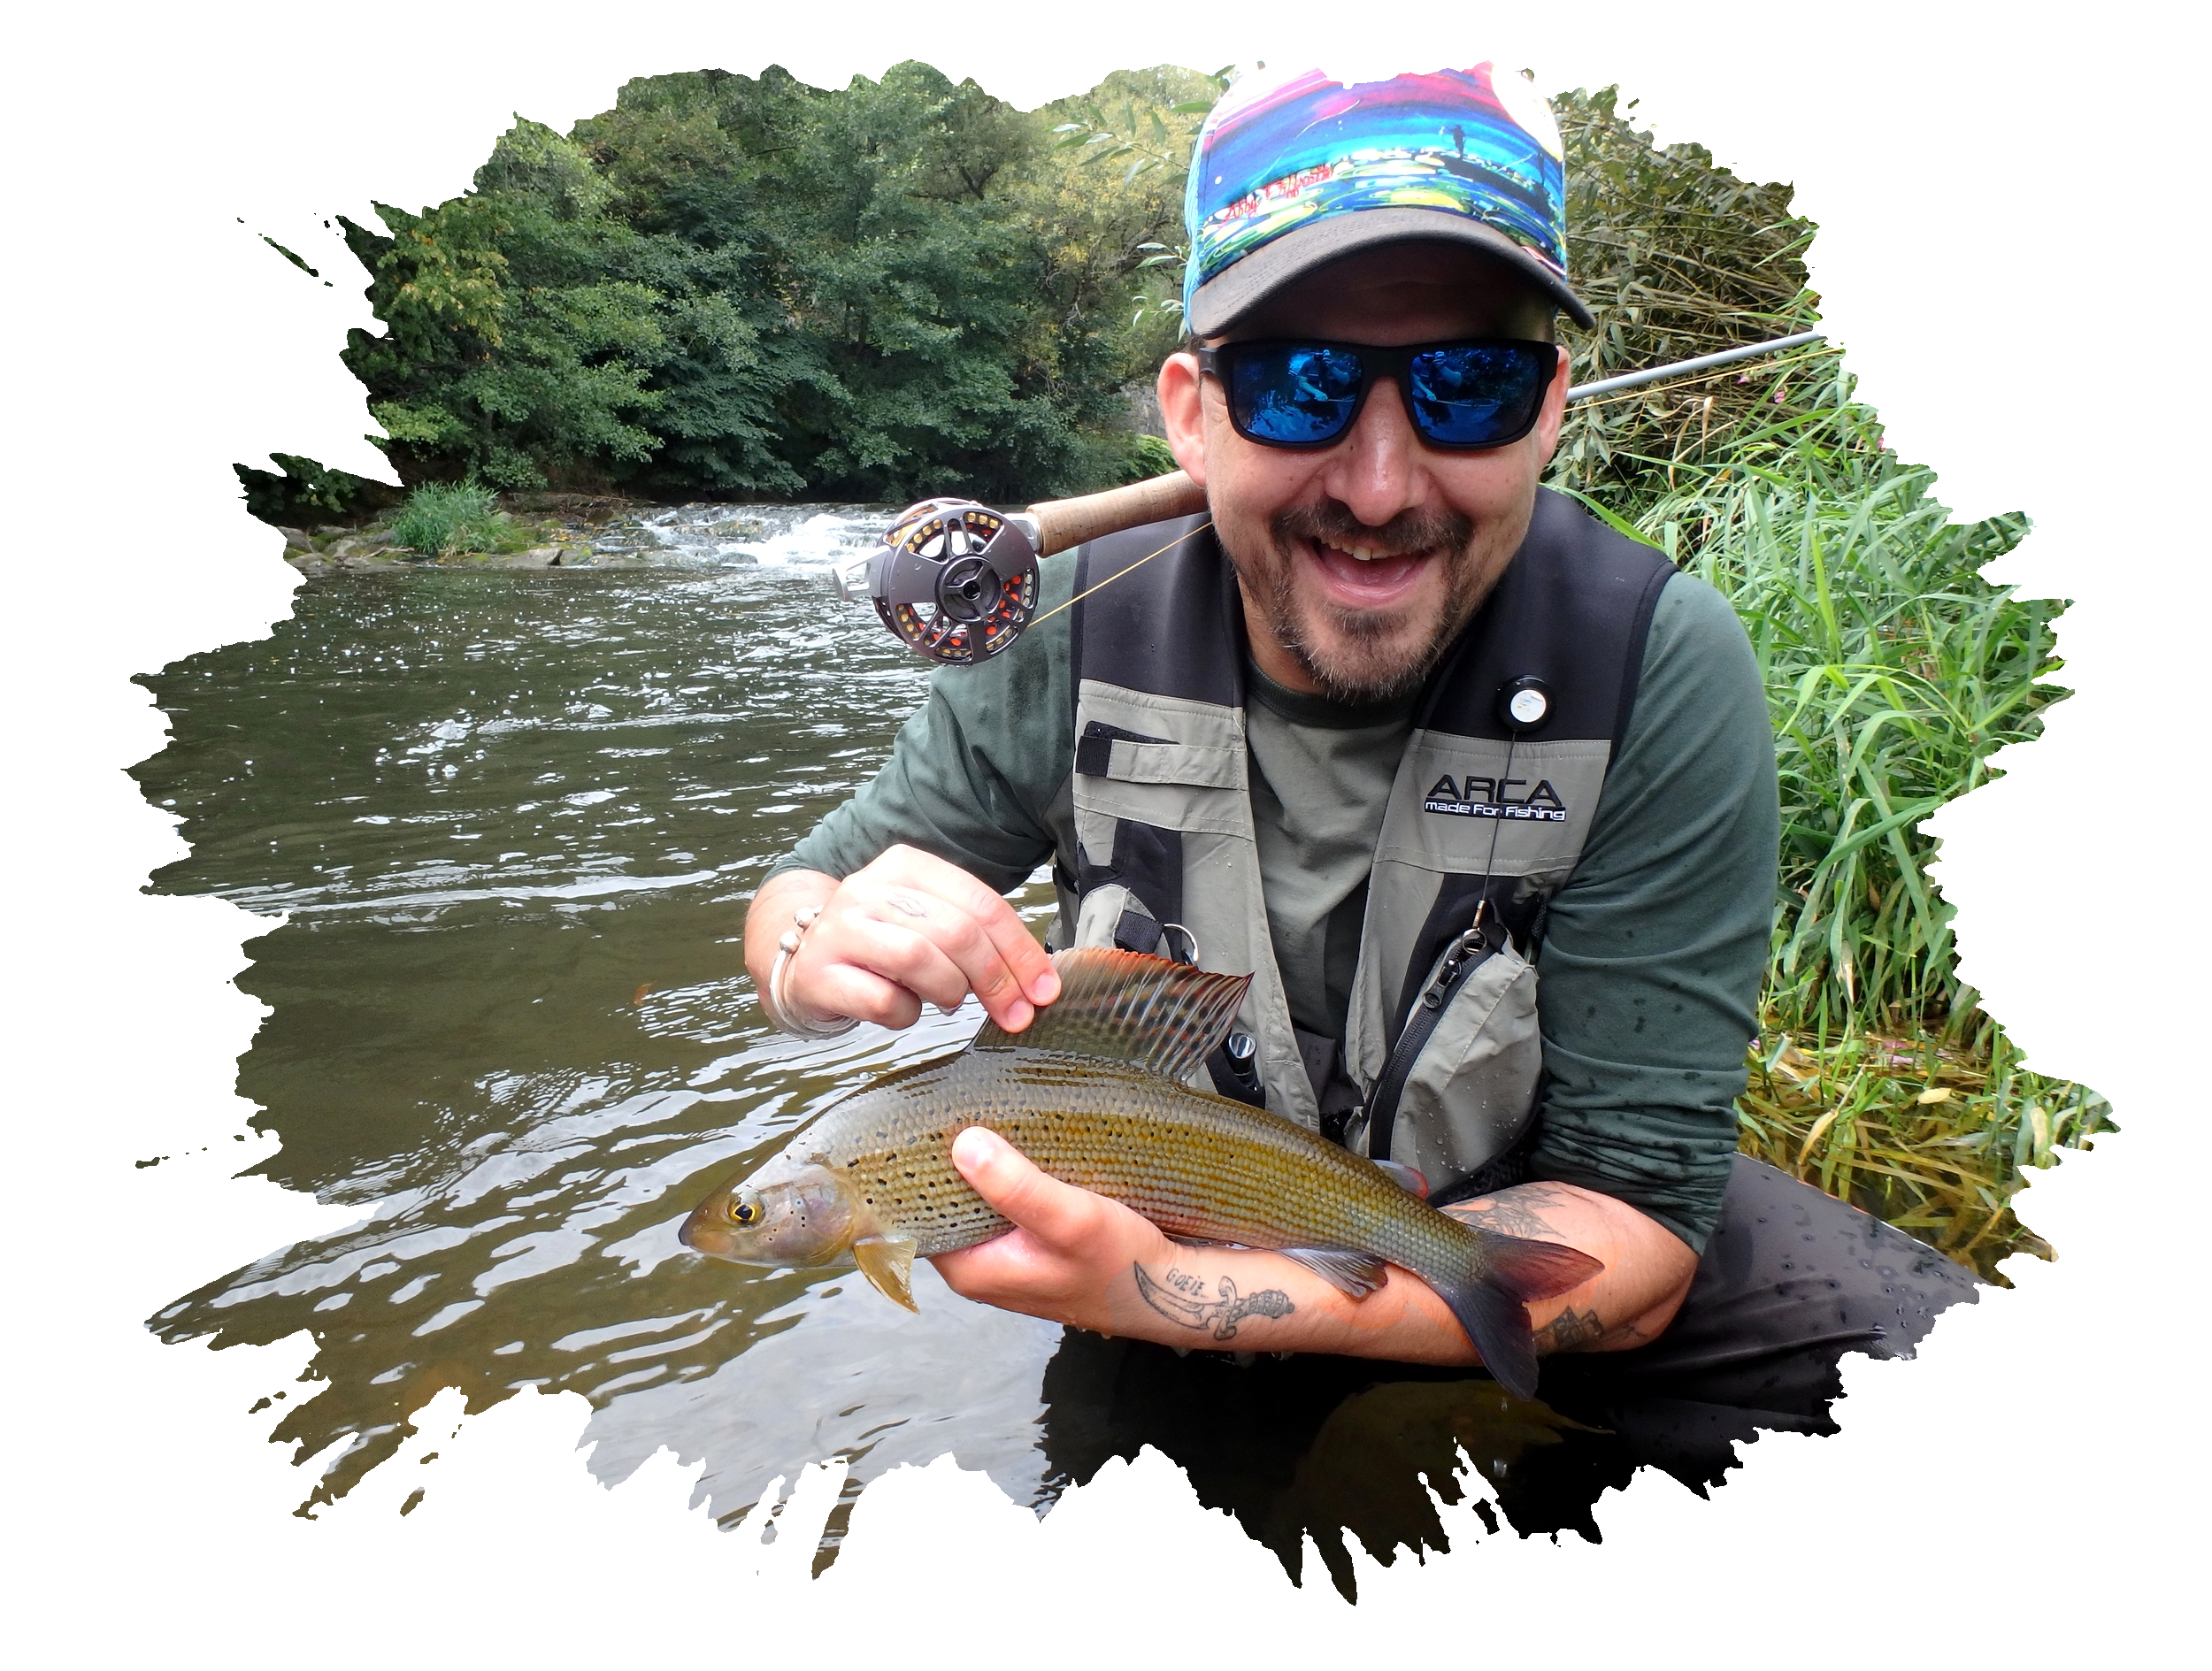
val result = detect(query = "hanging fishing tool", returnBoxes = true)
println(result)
[845,330,1824,665]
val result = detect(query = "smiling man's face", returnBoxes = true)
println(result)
[1158,242,1570,701]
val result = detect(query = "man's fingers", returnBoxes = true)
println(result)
[770,847,1065,1032]
[801,962,920,1031]
[950,1126,1101,1249]
[787,900,1030,1029]
[831,917,979,1014]
[975,904,1059,1009]
[872,847,1059,1008]
[862,891,1036,1029]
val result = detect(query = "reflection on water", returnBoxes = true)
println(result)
[137,510,1781,1591]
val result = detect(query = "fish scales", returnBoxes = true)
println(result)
[679,946,1605,1398]
[813,1048,1464,1269]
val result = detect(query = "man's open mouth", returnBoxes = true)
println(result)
[1304,536,1436,602]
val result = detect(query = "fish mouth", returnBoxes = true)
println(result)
[677,1207,742,1261]
[678,1192,764,1263]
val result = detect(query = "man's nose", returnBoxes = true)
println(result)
[1317,374,1431,526]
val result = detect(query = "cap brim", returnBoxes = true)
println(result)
[1186,206,1595,336]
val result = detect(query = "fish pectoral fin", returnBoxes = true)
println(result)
[852,1234,920,1312]
[1275,1246,1391,1299]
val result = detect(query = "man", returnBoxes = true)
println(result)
[744,62,1975,1401]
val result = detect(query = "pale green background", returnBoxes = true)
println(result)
[8,3,2203,1662]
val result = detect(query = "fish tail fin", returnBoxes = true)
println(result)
[1437,1236,1607,1403]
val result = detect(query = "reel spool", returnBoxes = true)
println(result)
[861,497,1039,665]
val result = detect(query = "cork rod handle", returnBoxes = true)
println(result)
[1026,471,1208,556]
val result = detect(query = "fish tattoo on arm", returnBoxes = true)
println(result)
[1133,1263,1295,1341]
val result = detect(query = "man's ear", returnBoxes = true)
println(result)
[1157,350,1207,487]
[1532,343,1571,468]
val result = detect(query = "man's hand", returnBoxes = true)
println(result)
[745,846,1059,1033]
[930,1126,1184,1335]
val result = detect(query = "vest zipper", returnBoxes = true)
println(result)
[1360,921,1499,1161]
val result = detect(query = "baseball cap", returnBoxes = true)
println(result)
[1181,61,1593,337]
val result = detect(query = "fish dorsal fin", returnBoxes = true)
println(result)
[971,947,1252,1083]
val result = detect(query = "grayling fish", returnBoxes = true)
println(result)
[680,947,1601,1398]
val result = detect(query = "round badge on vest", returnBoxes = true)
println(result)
[1499,676,1553,732]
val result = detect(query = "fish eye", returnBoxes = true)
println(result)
[729,1196,761,1226]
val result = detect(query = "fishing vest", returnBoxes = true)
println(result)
[1052,487,1675,1200]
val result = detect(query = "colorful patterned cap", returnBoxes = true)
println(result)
[1182,61,1590,336]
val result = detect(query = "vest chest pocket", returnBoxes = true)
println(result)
[1071,699,1252,857]
[1353,939,1542,1189]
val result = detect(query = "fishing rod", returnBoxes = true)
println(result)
[844,329,1825,665]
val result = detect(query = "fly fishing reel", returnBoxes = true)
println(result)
[856,497,1041,665]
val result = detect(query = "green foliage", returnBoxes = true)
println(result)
[1122,433,1179,480]
[388,481,508,556]
[1637,391,2061,1041]
[1548,88,1823,517]
[1624,386,2094,1270]
[234,453,396,525]
[1737,1022,2106,1280]
[343,124,666,494]
[1043,65,1230,349]
[332,63,1214,505]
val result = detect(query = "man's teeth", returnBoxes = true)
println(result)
[1328,542,1411,563]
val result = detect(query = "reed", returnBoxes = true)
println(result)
[1736,1023,2106,1280]
[1579,367,2106,1277]
[1550,86,1824,513]
[388,480,507,557]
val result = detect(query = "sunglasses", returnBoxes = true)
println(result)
[1196,337,1558,451]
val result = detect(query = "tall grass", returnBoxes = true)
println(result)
[1583,363,2108,1276]
[1736,1027,2107,1276]
[1550,86,1824,513]
[389,481,507,557]
[1638,364,2045,1036]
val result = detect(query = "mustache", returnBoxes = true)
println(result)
[1270,502,1476,559]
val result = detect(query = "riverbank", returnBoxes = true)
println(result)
[273,495,896,577]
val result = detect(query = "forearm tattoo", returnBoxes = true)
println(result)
[1448,1182,1579,1240]
[1133,1263,1294,1341]
[1535,1306,1604,1353]
[1451,1185,1644,1356]
[1533,1304,1662,1354]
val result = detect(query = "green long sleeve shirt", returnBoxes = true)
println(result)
[772,547,1778,1251]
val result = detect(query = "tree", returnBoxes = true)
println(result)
[328,63,1190,504]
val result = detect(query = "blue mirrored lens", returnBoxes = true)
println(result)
[1228,345,1364,445]
[1408,344,1546,445]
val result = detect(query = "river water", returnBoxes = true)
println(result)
[135,502,1732,1594]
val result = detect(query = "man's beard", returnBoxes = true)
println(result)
[1237,502,1489,703]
